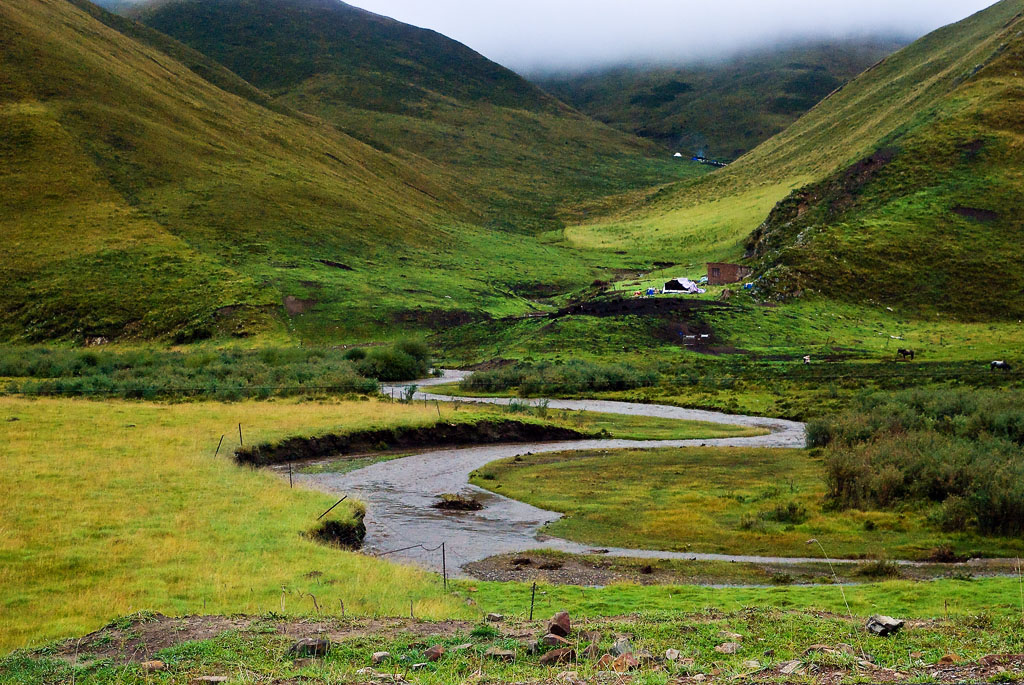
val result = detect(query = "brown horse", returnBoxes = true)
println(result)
[896,348,915,361]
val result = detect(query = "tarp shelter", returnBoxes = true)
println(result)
[664,278,705,294]
[673,152,684,158]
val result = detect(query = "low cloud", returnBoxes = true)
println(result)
[348,0,997,72]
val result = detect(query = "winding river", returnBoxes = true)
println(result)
[293,371,871,577]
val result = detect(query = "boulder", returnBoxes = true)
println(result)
[424,645,445,662]
[865,615,904,637]
[289,638,331,658]
[547,611,571,637]
[541,633,571,647]
[540,648,575,666]
[372,652,391,666]
[486,613,504,622]
[715,642,741,655]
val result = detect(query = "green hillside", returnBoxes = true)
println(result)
[572,0,1024,318]
[0,0,691,344]
[536,39,905,160]
[134,0,694,232]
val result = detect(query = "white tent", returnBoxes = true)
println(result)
[664,277,706,295]
[673,152,684,158]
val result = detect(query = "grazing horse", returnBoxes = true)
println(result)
[896,348,915,361]
[991,360,1012,372]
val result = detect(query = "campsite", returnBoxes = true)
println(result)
[2,0,1024,683]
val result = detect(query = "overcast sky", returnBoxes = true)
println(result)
[347,0,997,73]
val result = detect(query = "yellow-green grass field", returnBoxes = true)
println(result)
[0,396,762,651]
[0,397,477,651]
[471,447,1024,561]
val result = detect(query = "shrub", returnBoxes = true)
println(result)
[761,501,808,525]
[343,347,367,361]
[821,388,1024,536]
[355,345,429,382]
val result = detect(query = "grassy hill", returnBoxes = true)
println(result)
[133,0,695,232]
[0,0,690,344]
[535,39,905,160]
[571,0,1024,319]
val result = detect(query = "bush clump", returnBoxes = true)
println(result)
[463,360,656,396]
[354,340,431,382]
[820,388,1024,535]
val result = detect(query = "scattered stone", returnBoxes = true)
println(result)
[866,615,904,637]
[356,668,377,676]
[597,654,614,669]
[452,644,473,653]
[141,661,165,672]
[486,613,504,622]
[803,644,833,655]
[779,660,802,675]
[665,649,680,662]
[938,654,961,665]
[411,663,428,671]
[609,638,633,657]
[742,660,761,669]
[424,645,445,662]
[523,640,540,655]
[836,643,856,655]
[692,674,707,682]
[635,651,658,666]
[679,658,695,667]
[484,647,515,662]
[540,648,575,666]
[555,671,583,685]
[857,659,879,670]
[910,651,923,659]
[548,611,572,637]
[715,642,741,655]
[719,631,743,640]
[372,652,391,665]
[612,653,639,672]
[542,633,571,647]
[293,658,314,668]
[579,630,602,644]
[289,638,331,658]
[582,643,602,660]
[192,678,228,684]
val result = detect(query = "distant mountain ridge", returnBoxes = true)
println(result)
[534,39,906,160]
[132,0,691,233]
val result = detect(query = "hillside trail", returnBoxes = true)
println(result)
[295,371,878,577]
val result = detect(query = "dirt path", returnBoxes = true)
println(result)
[296,371,859,577]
